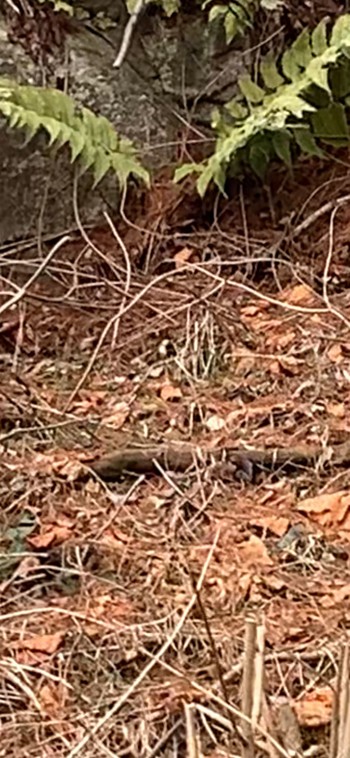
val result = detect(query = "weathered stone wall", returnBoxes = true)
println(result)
[0,0,254,243]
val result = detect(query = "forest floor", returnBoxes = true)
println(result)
[2,155,350,757]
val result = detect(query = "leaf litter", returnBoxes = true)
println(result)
[3,162,350,755]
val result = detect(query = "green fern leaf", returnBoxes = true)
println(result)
[224,12,238,43]
[331,59,350,97]
[281,48,301,81]
[249,138,271,178]
[307,58,330,92]
[260,0,284,8]
[225,100,248,120]
[160,0,181,15]
[42,116,64,145]
[48,89,76,127]
[260,55,284,89]
[312,19,328,55]
[206,1,255,41]
[290,29,312,69]
[0,79,148,189]
[112,152,150,187]
[20,110,42,139]
[77,143,97,173]
[311,102,349,144]
[293,127,323,156]
[97,114,119,151]
[174,13,350,193]
[6,105,22,130]
[93,148,112,186]
[58,123,76,148]
[276,95,315,118]
[272,130,292,166]
[331,14,350,46]
[239,76,265,103]
[68,130,86,162]
[197,163,216,197]
[174,163,202,182]
[208,4,226,21]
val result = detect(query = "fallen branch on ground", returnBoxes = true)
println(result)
[88,439,350,481]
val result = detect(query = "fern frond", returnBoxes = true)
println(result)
[0,80,149,188]
[175,14,350,195]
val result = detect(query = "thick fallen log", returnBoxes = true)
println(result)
[88,439,350,481]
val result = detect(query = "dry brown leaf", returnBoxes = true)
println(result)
[253,515,290,537]
[144,494,168,509]
[241,305,262,317]
[269,360,282,376]
[39,682,67,717]
[238,535,274,567]
[332,584,350,603]
[266,330,296,350]
[238,572,252,596]
[174,246,194,268]
[99,529,132,551]
[282,284,314,305]
[205,414,226,432]
[71,391,107,414]
[160,383,183,401]
[263,573,285,591]
[103,401,129,428]
[277,356,300,375]
[89,593,135,624]
[292,686,333,726]
[29,450,89,480]
[17,632,64,654]
[233,353,257,376]
[327,402,345,418]
[110,526,132,542]
[328,344,343,363]
[296,491,350,529]
[28,525,72,548]
[14,555,40,578]
[57,459,86,481]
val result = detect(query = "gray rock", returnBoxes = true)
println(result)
[0,1,268,243]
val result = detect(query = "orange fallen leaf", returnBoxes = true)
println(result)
[296,491,350,529]
[56,459,87,481]
[238,535,274,567]
[282,284,314,305]
[253,516,290,537]
[103,402,129,428]
[277,356,300,375]
[266,330,296,350]
[233,352,257,376]
[333,584,350,603]
[72,391,107,414]
[99,529,131,550]
[327,402,345,418]
[17,632,64,654]
[39,682,67,716]
[28,525,72,548]
[159,383,182,401]
[238,572,252,596]
[174,246,194,268]
[263,573,285,591]
[29,450,89,480]
[269,360,282,376]
[328,344,343,363]
[241,306,259,317]
[293,686,333,726]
